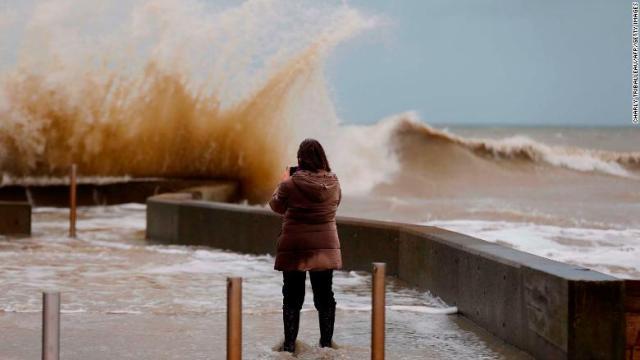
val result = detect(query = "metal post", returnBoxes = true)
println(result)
[42,292,60,360]
[372,263,386,360]
[227,277,242,360]
[69,164,77,238]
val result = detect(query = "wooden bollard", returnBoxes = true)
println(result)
[227,277,242,360]
[372,263,386,360]
[69,164,77,238]
[42,292,60,360]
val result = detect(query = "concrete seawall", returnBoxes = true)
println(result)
[0,201,31,235]
[146,195,629,359]
[0,179,240,206]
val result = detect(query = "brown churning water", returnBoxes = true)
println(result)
[1,57,304,202]
[0,0,374,202]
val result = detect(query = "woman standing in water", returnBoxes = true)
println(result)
[269,138,342,353]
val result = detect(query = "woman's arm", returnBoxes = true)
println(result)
[269,180,289,214]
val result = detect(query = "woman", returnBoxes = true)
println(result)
[269,138,342,353]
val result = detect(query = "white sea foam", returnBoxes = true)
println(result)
[336,305,458,315]
[476,134,637,178]
[329,116,402,194]
[425,219,640,278]
[60,309,88,314]
[106,310,143,315]
[1,203,453,317]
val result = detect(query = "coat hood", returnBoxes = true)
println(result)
[291,170,339,202]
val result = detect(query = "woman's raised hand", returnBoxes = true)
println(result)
[282,167,291,181]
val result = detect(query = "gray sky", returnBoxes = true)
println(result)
[328,0,630,126]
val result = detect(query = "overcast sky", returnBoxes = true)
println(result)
[329,0,629,126]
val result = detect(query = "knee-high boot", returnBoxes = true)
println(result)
[282,307,300,353]
[318,303,335,348]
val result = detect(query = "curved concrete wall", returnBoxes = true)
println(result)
[146,195,627,359]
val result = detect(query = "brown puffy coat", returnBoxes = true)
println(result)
[268,169,342,271]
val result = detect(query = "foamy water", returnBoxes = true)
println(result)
[0,205,448,315]
[0,205,530,359]
[424,220,640,279]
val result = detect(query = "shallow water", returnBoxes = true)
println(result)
[338,191,640,280]
[0,205,529,359]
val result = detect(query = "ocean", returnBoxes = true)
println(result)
[335,121,640,279]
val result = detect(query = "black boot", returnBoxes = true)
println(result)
[318,304,335,348]
[282,307,300,353]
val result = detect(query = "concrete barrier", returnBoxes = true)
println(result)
[146,195,628,359]
[0,179,240,206]
[627,281,640,359]
[0,201,31,235]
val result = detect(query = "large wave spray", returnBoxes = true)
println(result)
[0,0,375,201]
[1,0,638,203]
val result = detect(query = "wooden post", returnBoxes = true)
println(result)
[372,263,386,360]
[227,277,242,360]
[42,292,60,360]
[69,164,77,238]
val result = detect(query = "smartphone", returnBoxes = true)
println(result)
[289,166,298,176]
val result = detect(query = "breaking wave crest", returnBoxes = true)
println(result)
[384,112,640,179]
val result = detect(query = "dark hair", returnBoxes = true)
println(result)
[297,138,331,172]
